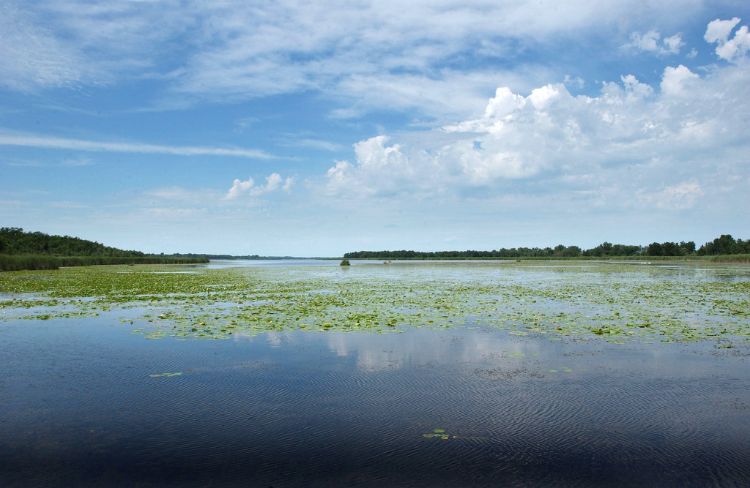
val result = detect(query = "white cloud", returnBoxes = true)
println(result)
[252,173,283,196]
[660,65,698,96]
[0,131,273,159]
[0,3,86,90]
[638,181,704,209]
[328,70,552,121]
[663,34,685,54]
[704,17,741,44]
[326,161,355,194]
[0,1,708,120]
[624,30,684,55]
[226,178,255,200]
[620,74,654,98]
[484,87,526,119]
[705,18,750,62]
[0,0,195,91]
[284,138,343,152]
[326,136,430,197]
[282,177,294,192]
[225,173,293,199]
[324,58,750,207]
[563,75,585,90]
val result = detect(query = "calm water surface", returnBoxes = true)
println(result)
[1,261,749,487]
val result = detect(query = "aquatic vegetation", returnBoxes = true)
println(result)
[0,262,748,347]
[421,428,487,441]
[423,428,452,440]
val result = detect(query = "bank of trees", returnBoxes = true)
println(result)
[344,234,749,259]
[582,243,641,257]
[0,227,143,257]
[345,246,583,259]
[696,234,750,255]
[0,228,207,271]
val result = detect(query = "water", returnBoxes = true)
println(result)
[204,259,339,269]
[1,261,749,486]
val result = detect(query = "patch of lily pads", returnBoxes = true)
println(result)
[0,262,748,348]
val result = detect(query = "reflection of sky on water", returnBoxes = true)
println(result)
[326,328,535,372]
[2,317,750,486]
[232,324,746,381]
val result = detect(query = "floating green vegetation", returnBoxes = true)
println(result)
[0,262,748,347]
[421,428,486,441]
[422,428,453,440]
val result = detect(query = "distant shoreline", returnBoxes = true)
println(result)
[345,255,750,263]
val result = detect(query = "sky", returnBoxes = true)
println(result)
[1,1,749,256]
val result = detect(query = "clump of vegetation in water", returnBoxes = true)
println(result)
[0,262,748,348]
[340,259,350,266]
[423,428,452,440]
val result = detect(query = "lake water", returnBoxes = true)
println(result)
[1,260,749,486]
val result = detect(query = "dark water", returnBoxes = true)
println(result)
[2,316,749,487]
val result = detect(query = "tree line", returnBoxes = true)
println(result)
[344,234,750,259]
[0,228,207,271]
[0,227,144,257]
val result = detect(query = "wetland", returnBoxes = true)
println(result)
[1,260,749,486]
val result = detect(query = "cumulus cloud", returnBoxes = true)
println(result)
[325,56,750,207]
[326,136,425,196]
[705,17,750,62]
[660,65,699,96]
[624,30,684,55]
[225,173,292,199]
[705,18,742,44]
[226,178,254,200]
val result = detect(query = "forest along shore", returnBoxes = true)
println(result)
[0,228,207,271]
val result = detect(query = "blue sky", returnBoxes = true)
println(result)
[1,1,749,256]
